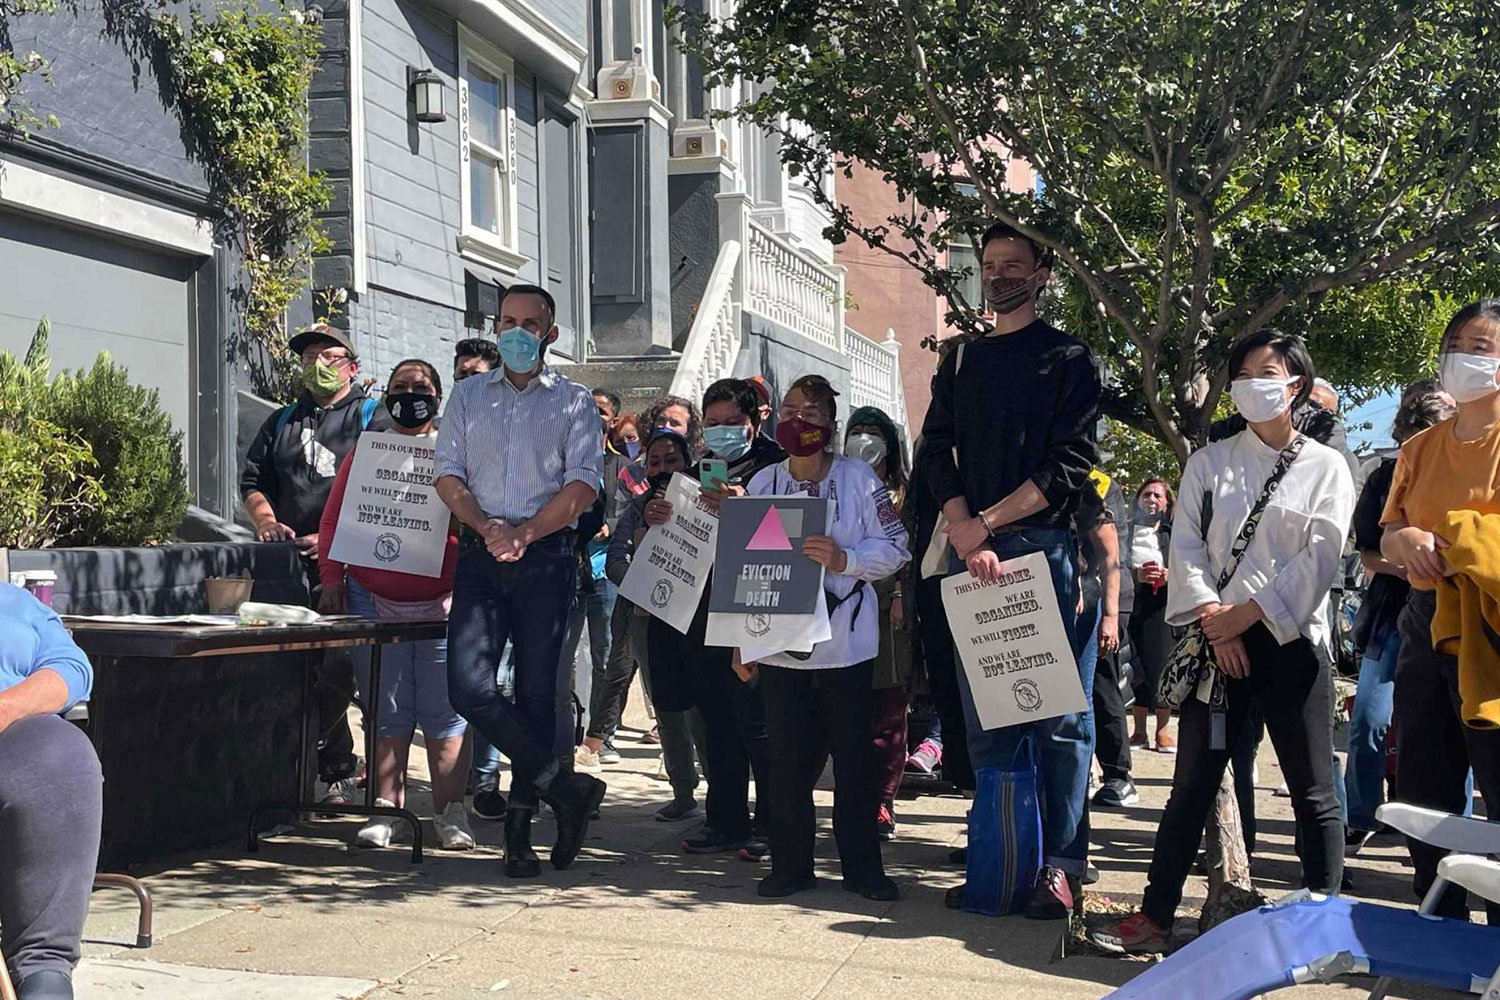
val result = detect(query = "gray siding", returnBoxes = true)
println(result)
[529,0,587,50]
[345,0,594,381]
[360,0,545,310]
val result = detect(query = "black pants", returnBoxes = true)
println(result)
[1142,623,1342,927]
[649,605,770,840]
[302,554,358,782]
[1231,704,1266,855]
[1128,591,1173,709]
[760,661,885,883]
[916,573,972,791]
[1394,590,1500,920]
[1093,637,1133,785]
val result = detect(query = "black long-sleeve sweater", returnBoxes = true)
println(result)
[919,320,1101,530]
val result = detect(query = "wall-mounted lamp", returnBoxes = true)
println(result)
[407,67,447,124]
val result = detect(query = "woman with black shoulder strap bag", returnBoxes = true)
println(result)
[1091,330,1356,954]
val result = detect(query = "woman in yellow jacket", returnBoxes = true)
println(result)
[1381,298,1500,921]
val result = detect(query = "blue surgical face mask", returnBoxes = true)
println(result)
[497,326,542,374]
[625,439,641,459]
[703,423,752,461]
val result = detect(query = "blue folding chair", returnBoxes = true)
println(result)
[1104,803,1500,1000]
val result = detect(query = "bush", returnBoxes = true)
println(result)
[44,355,190,546]
[0,420,105,549]
[0,318,188,548]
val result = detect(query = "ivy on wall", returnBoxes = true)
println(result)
[154,1,333,402]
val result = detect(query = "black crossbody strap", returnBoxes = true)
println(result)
[1214,435,1306,593]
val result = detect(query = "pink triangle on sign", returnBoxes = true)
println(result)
[747,505,794,550]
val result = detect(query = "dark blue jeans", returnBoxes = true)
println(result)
[953,527,1090,876]
[448,532,577,809]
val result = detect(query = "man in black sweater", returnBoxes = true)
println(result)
[921,222,1101,920]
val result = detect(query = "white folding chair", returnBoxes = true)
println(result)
[1367,802,1500,1000]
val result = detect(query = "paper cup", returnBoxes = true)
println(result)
[205,577,253,615]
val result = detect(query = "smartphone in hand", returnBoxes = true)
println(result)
[700,458,730,491]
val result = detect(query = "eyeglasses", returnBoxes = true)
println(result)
[305,349,352,365]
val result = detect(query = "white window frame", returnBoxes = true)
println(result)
[457,25,526,273]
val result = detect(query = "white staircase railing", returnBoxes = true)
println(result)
[670,240,743,404]
[844,326,910,436]
[743,217,842,351]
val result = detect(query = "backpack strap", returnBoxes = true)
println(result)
[272,403,297,438]
[359,397,378,429]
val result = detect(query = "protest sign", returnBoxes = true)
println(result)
[705,599,832,658]
[618,472,720,634]
[709,496,827,616]
[942,552,1086,730]
[328,432,447,579]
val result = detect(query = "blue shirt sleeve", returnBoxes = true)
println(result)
[5,587,93,710]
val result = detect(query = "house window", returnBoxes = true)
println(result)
[948,240,983,311]
[457,29,526,272]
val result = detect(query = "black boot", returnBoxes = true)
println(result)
[17,970,74,1000]
[504,808,541,878]
[541,771,606,870]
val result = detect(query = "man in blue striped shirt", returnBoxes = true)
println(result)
[436,284,607,878]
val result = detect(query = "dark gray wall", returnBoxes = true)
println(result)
[589,117,671,356]
[5,1,207,199]
[667,169,721,351]
[310,0,356,291]
[735,311,853,415]
[2,2,236,514]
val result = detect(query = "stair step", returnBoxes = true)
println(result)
[567,356,682,415]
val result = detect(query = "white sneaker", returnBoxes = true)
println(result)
[575,745,603,774]
[435,800,476,851]
[356,799,401,848]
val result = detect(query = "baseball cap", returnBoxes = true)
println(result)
[288,323,357,358]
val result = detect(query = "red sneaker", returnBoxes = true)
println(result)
[1022,865,1078,920]
[1087,911,1168,954]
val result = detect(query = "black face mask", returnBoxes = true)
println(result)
[385,392,438,428]
[647,470,674,494]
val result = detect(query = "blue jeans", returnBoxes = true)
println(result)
[1345,624,1399,832]
[953,528,1090,876]
[448,533,577,809]
[559,576,618,752]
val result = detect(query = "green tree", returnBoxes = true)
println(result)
[682,0,1500,460]
[1099,418,1181,497]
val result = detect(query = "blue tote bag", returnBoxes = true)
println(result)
[962,737,1042,916]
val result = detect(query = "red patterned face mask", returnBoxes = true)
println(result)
[775,416,831,457]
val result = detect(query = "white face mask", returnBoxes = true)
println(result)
[1229,377,1296,424]
[846,432,888,468]
[1440,352,1500,403]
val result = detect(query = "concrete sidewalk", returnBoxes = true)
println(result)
[78,716,1460,1000]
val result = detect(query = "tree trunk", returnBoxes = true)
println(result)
[1199,763,1267,933]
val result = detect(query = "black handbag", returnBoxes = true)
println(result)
[1157,437,1306,713]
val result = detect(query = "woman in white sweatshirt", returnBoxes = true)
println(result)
[1092,330,1354,953]
[738,374,910,902]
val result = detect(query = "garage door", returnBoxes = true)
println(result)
[0,209,195,437]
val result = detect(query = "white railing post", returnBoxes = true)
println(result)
[882,327,908,435]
